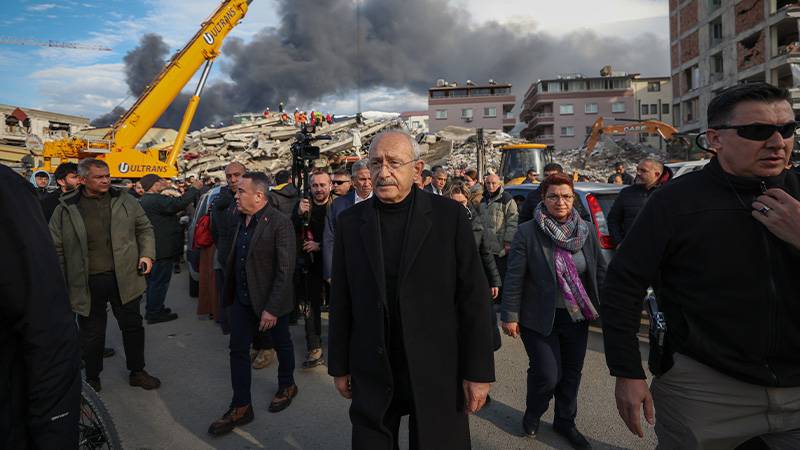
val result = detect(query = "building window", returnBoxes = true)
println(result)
[683,65,700,92]
[560,126,575,137]
[641,104,650,116]
[673,103,681,126]
[612,102,626,113]
[710,18,723,46]
[431,90,448,98]
[585,103,598,114]
[435,110,447,120]
[683,97,699,123]
[461,108,473,119]
[483,107,497,118]
[650,104,658,115]
[472,88,491,96]
[662,104,670,114]
[559,104,574,115]
[647,82,661,92]
[586,126,593,136]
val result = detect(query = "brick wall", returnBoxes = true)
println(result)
[735,0,764,34]
[671,43,680,69]
[681,31,699,63]
[679,0,698,33]
[670,15,678,40]
[670,0,678,13]
[672,73,681,98]
[738,31,766,70]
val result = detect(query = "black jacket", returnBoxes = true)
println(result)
[606,183,658,245]
[40,189,63,223]
[139,187,199,260]
[328,189,495,449]
[223,205,296,317]
[601,158,800,386]
[267,183,300,216]
[502,219,606,335]
[211,187,238,266]
[0,165,81,449]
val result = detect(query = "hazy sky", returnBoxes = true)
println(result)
[0,0,669,122]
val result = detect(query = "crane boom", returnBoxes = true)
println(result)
[40,0,252,179]
[109,0,250,150]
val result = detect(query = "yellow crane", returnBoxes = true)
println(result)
[40,0,253,178]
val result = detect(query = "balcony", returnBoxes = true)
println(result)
[532,134,554,143]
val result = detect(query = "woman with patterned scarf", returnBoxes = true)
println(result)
[501,173,607,449]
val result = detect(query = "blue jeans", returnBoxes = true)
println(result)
[229,298,295,407]
[145,259,173,315]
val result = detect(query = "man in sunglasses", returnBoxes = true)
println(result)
[330,169,352,198]
[602,82,800,449]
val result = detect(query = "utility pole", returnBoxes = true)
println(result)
[476,128,485,182]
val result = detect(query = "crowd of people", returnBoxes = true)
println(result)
[3,82,800,450]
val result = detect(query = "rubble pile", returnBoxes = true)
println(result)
[419,126,521,170]
[179,116,395,178]
[555,139,663,181]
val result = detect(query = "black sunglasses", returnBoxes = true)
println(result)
[713,122,798,141]
[332,180,350,185]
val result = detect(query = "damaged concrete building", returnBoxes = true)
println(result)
[670,0,800,133]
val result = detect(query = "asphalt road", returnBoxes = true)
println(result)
[96,271,657,449]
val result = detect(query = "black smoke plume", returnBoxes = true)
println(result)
[92,0,668,130]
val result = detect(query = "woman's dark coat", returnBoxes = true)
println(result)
[328,189,495,450]
[501,217,607,336]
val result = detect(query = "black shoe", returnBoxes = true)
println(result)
[129,370,161,390]
[86,378,102,392]
[173,264,181,274]
[103,347,115,358]
[522,418,539,438]
[147,311,178,324]
[553,424,591,449]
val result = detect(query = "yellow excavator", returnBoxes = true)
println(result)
[39,0,253,178]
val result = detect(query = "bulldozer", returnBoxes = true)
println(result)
[498,143,552,185]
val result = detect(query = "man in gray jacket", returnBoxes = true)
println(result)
[479,173,519,282]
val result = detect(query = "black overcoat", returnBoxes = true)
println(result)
[328,188,495,450]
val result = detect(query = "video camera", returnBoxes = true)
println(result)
[291,124,331,196]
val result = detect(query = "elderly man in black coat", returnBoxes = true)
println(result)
[328,130,496,449]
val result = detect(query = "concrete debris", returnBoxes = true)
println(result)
[555,139,662,181]
[419,126,522,171]
[179,116,394,178]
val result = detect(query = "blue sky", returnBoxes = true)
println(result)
[0,0,668,120]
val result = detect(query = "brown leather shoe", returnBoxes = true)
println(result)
[129,370,161,390]
[208,404,254,436]
[268,384,298,413]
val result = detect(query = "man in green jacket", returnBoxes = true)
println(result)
[139,174,202,324]
[50,158,161,393]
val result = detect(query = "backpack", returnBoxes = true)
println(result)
[194,214,213,249]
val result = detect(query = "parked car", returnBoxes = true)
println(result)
[666,159,709,178]
[186,186,222,297]
[504,182,624,263]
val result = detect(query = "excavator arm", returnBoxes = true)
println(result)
[581,117,679,166]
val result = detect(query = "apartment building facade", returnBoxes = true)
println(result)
[519,72,672,151]
[427,80,516,133]
[670,0,800,132]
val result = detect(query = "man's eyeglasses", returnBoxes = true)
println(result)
[332,180,350,185]
[368,158,416,172]
[545,194,574,203]
[713,122,798,141]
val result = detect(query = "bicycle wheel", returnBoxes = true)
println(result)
[79,380,123,450]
